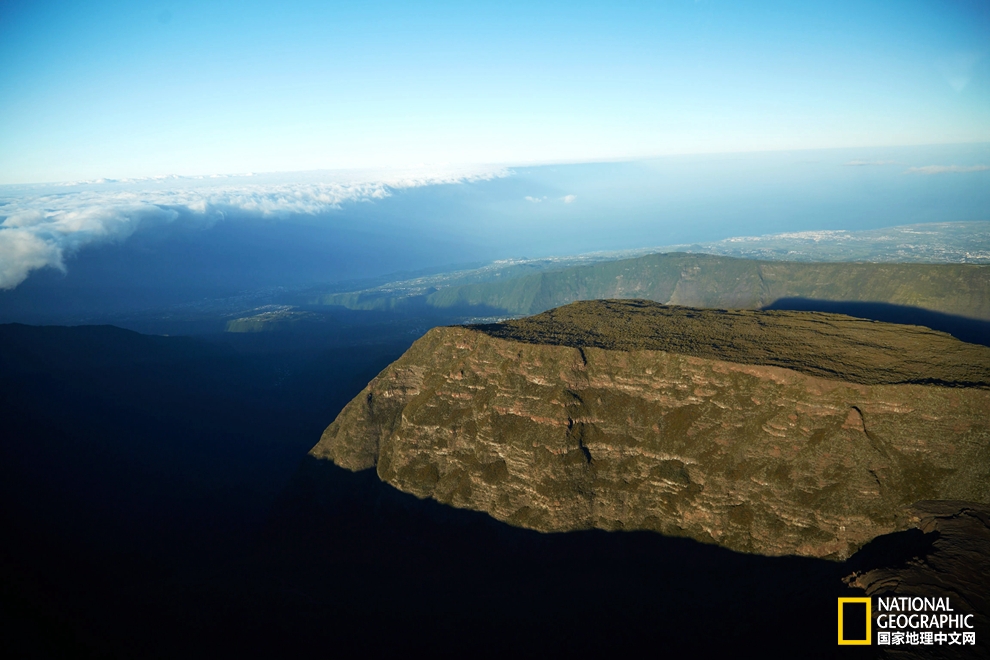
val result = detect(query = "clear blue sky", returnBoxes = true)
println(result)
[1,0,988,184]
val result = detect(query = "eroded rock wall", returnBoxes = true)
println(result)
[311,303,990,559]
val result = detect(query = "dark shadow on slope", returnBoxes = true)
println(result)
[842,528,940,575]
[244,457,875,659]
[840,502,990,660]
[2,319,935,659]
[763,298,990,347]
[0,321,418,659]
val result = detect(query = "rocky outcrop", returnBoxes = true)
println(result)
[311,300,990,559]
[843,501,990,659]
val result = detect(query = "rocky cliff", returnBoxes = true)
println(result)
[311,300,990,559]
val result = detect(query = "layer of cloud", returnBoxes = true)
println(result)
[905,165,990,175]
[524,194,576,203]
[0,165,507,289]
[844,160,898,167]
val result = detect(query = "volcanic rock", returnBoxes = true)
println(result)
[843,501,990,659]
[311,300,990,559]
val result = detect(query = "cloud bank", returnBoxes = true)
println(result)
[0,166,507,289]
[844,160,898,167]
[905,165,990,175]
[524,194,576,203]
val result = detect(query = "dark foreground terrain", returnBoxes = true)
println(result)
[1,306,987,658]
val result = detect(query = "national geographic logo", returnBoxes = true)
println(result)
[838,596,978,647]
[838,598,871,645]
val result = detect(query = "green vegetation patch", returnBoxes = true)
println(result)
[471,299,990,387]
[429,253,990,320]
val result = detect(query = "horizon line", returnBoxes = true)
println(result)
[4,139,989,188]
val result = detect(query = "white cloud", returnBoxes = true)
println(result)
[844,160,898,167]
[0,165,507,290]
[525,194,575,203]
[0,228,65,288]
[905,165,990,175]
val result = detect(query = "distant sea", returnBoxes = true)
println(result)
[1,143,987,322]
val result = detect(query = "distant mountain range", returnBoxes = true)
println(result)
[270,250,990,349]
[421,253,990,318]
[298,223,989,325]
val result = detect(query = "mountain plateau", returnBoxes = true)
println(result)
[312,300,990,559]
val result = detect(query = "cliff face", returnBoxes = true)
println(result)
[311,300,990,559]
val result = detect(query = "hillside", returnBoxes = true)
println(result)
[303,252,990,351]
[312,300,990,559]
[425,253,990,319]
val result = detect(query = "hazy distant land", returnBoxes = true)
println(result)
[298,221,989,317]
[202,221,990,338]
[657,221,990,264]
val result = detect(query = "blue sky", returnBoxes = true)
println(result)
[1,0,988,183]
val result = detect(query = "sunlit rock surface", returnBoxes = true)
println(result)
[311,300,990,559]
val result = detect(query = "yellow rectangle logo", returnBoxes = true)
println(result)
[838,597,872,645]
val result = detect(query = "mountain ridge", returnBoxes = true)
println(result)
[312,301,990,559]
[311,253,990,325]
